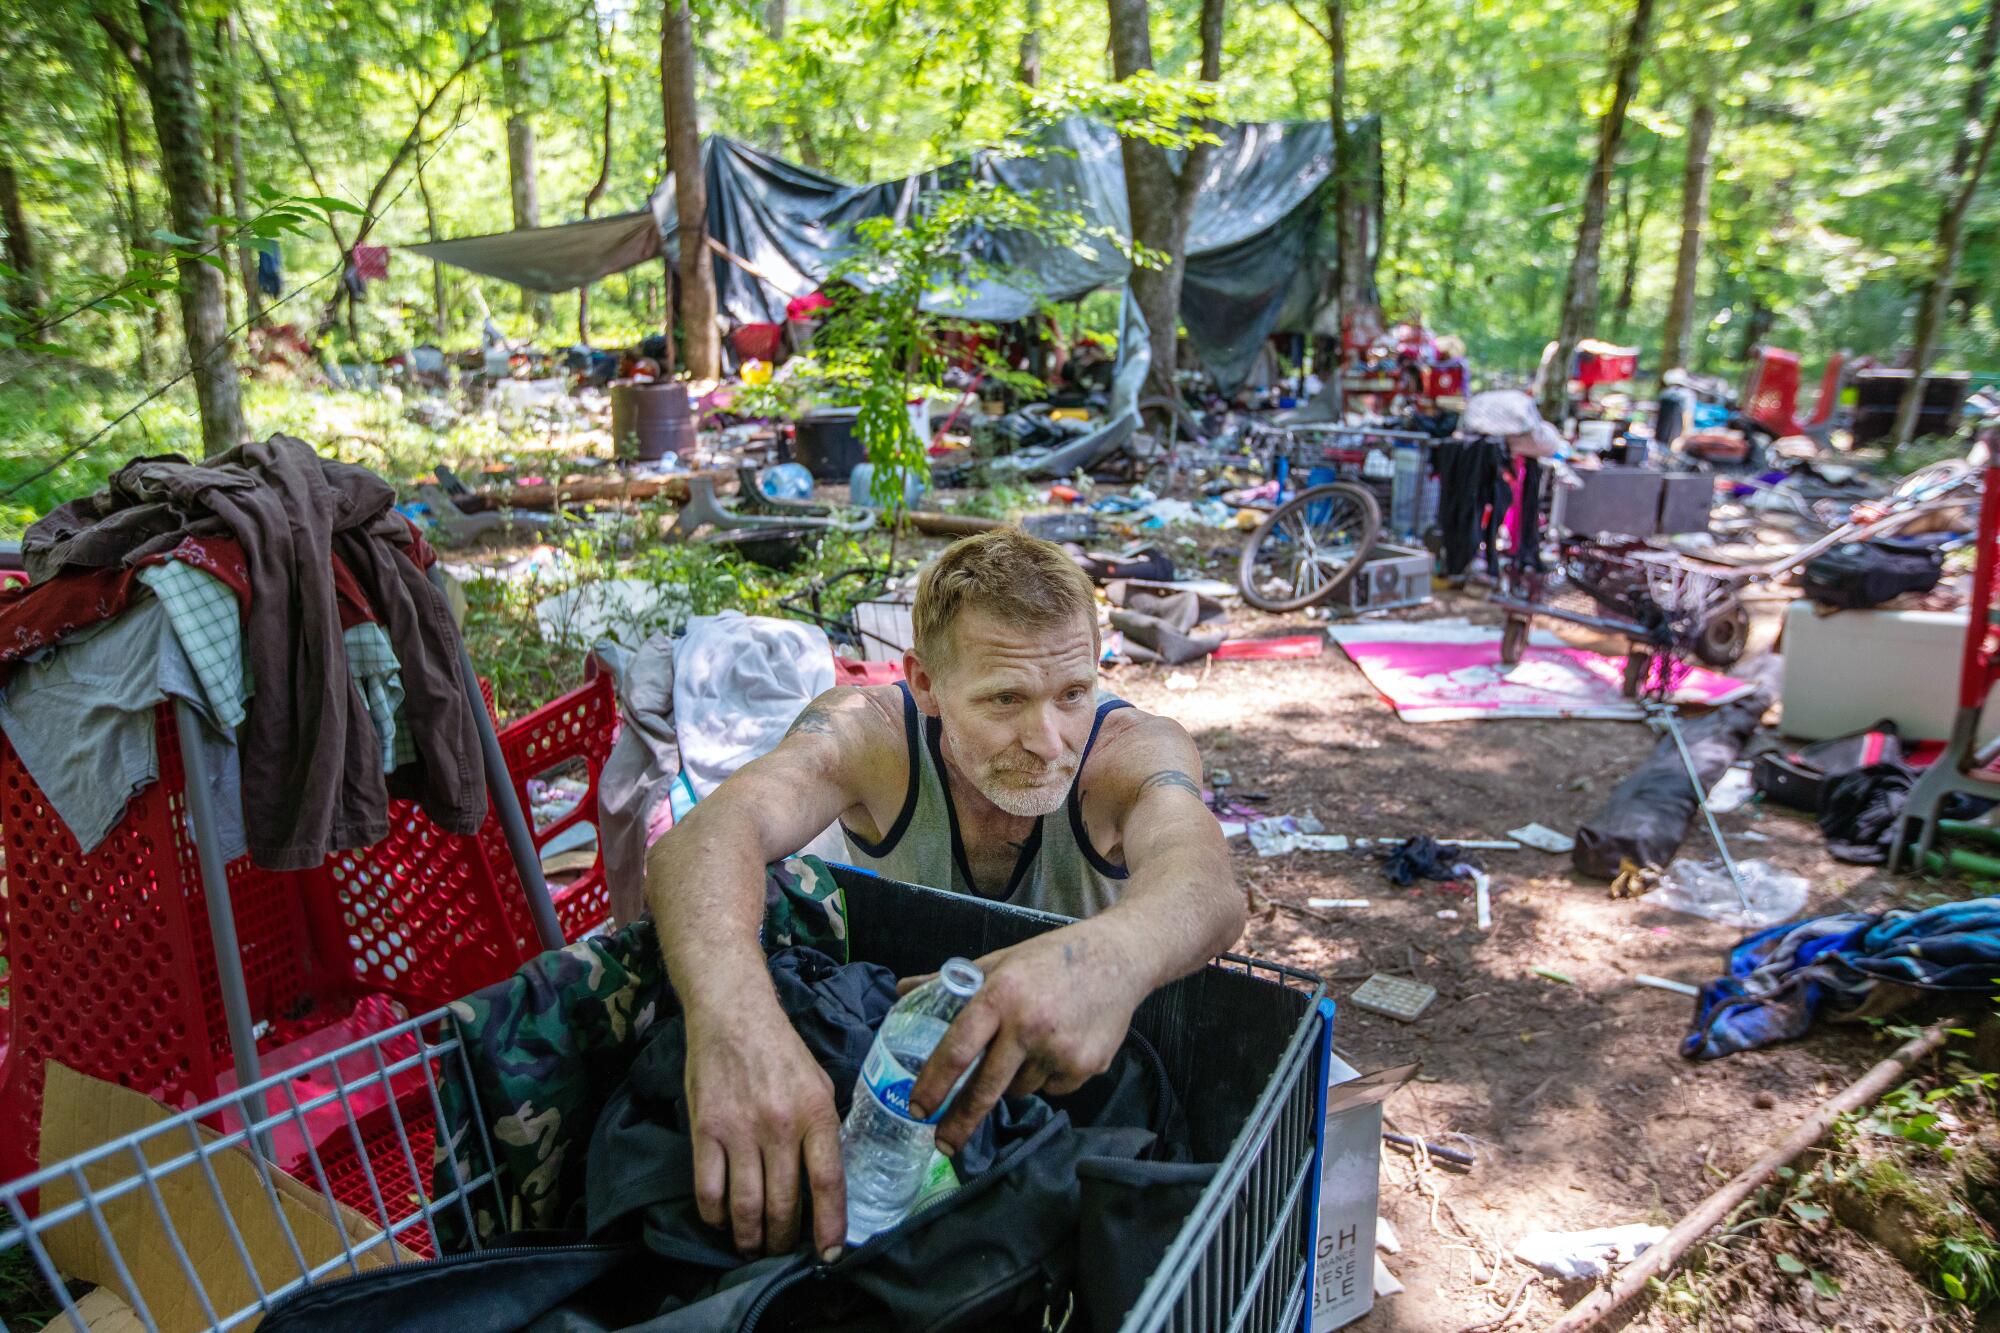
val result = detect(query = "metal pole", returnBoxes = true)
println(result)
[427,566,565,951]
[1652,704,1751,913]
[173,700,273,1153]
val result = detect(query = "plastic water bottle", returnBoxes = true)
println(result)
[760,462,815,501]
[841,958,984,1243]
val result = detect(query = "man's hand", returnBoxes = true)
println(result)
[903,923,1148,1155]
[684,1001,848,1262]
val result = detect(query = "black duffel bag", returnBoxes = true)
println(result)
[1801,539,1943,610]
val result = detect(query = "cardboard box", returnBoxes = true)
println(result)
[1311,1058,1417,1331]
[35,1062,416,1333]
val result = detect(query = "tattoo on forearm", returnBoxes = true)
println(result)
[1136,769,1203,800]
[786,704,836,737]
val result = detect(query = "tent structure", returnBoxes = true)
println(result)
[409,116,1379,396]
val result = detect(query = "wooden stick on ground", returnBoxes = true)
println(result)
[1542,1022,1951,1333]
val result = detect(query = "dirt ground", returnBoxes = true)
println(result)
[1106,585,1969,1332]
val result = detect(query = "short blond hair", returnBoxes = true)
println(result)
[911,528,1099,672]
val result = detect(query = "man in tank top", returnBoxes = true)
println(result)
[644,527,1242,1266]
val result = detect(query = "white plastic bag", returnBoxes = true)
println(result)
[1641,857,1808,928]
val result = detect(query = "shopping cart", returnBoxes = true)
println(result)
[2,866,1336,1333]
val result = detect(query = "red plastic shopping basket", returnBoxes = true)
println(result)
[0,674,618,1186]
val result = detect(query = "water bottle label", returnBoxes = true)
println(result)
[862,1041,941,1124]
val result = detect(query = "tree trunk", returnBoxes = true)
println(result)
[1537,0,1655,423]
[579,42,614,345]
[1892,0,2000,448]
[114,0,246,456]
[217,16,261,329]
[1610,142,1658,334]
[416,155,448,340]
[107,64,154,377]
[1018,0,1042,87]
[0,84,43,318]
[495,0,550,326]
[765,0,786,40]
[1659,94,1715,375]
[661,0,719,379]
[1325,0,1368,324]
[1106,0,1224,405]
[208,75,237,331]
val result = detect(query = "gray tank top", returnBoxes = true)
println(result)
[841,683,1133,919]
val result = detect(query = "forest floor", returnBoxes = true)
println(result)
[1103,581,1983,1332]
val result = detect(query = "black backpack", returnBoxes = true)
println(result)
[1801,539,1943,610]
[1752,721,1904,813]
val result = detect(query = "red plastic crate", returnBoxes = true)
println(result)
[0,675,618,1185]
[311,1091,441,1258]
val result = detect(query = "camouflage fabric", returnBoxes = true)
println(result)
[433,856,848,1249]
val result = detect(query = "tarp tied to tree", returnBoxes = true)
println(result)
[407,116,1382,397]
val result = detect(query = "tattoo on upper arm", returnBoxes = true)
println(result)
[1136,769,1203,800]
[786,704,836,737]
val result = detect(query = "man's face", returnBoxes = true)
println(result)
[908,607,1100,817]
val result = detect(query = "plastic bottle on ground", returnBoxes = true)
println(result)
[840,957,984,1244]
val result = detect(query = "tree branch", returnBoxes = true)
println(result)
[1283,0,1332,49]
[91,5,150,79]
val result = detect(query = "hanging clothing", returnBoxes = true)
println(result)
[1431,437,1512,578]
[0,600,245,859]
[23,436,480,871]
[841,683,1133,920]
[352,245,390,282]
[672,612,835,800]
[257,245,282,298]
[594,634,682,927]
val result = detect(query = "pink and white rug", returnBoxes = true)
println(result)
[1326,621,1759,722]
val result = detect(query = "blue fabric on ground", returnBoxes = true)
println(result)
[1684,899,2000,1061]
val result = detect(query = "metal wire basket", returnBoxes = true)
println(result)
[0,1006,496,1333]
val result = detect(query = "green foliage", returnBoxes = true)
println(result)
[808,180,1138,515]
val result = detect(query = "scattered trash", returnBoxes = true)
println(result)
[1356,837,1520,851]
[1382,1132,1477,1168]
[1373,1256,1405,1298]
[1531,966,1574,985]
[1164,670,1200,691]
[1246,814,1331,857]
[1635,974,1700,997]
[1377,1216,1402,1254]
[1508,822,1576,854]
[1704,764,1756,813]
[1734,828,1771,843]
[1609,858,1659,900]
[1513,1223,1668,1280]
[1642,857,1809,928]
[1212,634,1324,660]
[1468,866,1492,930]
[1381,836,1474,886]
[1349,974,1438,1022]
[1436,909,1460,920]
[1308,898,1371,909]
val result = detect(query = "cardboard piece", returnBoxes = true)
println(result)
[1312,1059,1418,1331]
[45,1287,148,1333]
[36,1062,417,1333]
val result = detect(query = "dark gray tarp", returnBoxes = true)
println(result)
[406,116,1377,395]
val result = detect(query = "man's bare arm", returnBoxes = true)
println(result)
[642,686,890,1261]
[1087,717,1244,990]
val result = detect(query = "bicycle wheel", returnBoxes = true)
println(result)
[1236,482,1382,611]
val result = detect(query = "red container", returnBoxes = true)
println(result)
[0,676,618,1184]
